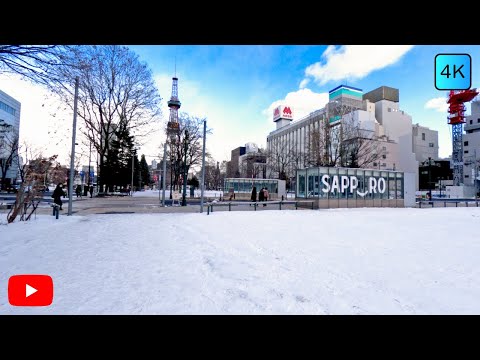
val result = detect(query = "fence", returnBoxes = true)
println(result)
[206,200,315,215]
[417,199,480,208]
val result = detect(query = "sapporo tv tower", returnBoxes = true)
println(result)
[166,65,181,197]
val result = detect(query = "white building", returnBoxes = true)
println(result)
[463,98,480,188]
[0,89,21,186]
[412,123,439,162]
[266,85,423,189]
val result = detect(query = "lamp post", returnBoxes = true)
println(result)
[87,141,92,188]
[439,177,443,198]
[131,149,135,196]
[200,120,206,213]
[427,157,433,199]
[68,77,79,216]
[182,130,189,206]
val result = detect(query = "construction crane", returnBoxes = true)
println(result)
[447,88,479,186]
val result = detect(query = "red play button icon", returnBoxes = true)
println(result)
[8,275,54,306]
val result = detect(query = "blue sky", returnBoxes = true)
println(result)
[129,45,480,163]
[2,45,480,166]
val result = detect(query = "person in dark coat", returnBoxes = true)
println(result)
[251,186,257,202]
[258,187,264,202]
[52,183,66,210]
[89,185,94,198]
[75,184,82,198]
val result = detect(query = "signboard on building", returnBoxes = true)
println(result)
[273,105,294,122]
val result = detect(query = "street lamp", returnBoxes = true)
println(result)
[131,148,137,196]
[182,130,189,206]
[439,177,443,198]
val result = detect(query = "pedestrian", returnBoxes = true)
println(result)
[75,184,82,198]
[258,187,264,202]
[52,183,66,210]
[250,186,257,203]
[89,185,94,198]
[263,187,269,206]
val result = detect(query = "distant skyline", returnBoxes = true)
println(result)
[1,45,480,167]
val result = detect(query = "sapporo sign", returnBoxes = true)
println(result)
[320,174,387,197]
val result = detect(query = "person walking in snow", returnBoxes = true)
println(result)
[52,183,66,210]
[251,186,257,202]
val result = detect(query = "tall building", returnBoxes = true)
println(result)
[0,89,21,186]
[412,124,439,162]
[463,98,480,188]
[227,146,246,177]
[266,85,422,188]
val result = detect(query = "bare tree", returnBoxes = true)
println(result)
[0,45,70,86]
[0,120,19,189]
[7,154,63,223]
[267,136,300,180]
[46,45,162,191]
[166,113,211,191]
[341,114,384,168]
[238,150,266,178]
[306,101,385,169]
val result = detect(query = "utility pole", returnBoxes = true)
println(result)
[131,151,134,196]
[68,77,79,216]
[182,130,189,206]
[162,142,167,207]
[200,120,206,213]
[428,157,432,199]
[88,141,92,188]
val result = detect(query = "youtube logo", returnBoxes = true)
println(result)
[8,275,54,306]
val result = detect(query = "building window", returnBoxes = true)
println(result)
[373,162,377,167]
[382,163,386,167]
[422,133,425,140]
[464,141,469,146]
[0,101,16,116]
[478,118,480,123]
[429,143,434,147]
[465,175,470,178]
[470,120,473,124]
[464,150,469,154]
[382,146,386,151]
[382,154,386,159]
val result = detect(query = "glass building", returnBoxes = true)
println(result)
[296,166,405,208]
[223,178,286,200]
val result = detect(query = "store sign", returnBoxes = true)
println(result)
[273,105,293,121]
[320,174,387,197]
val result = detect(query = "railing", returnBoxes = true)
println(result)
[417,199,480,208]
[206,200,315,215]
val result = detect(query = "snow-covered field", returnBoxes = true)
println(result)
[1,207,480,314]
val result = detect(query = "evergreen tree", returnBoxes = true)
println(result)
[104,123,137,192]
[140,155,150,187]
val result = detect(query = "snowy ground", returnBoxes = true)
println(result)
[1,207,480,314]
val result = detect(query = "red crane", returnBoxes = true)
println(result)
[447,89,478,185]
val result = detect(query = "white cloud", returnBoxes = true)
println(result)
[263,88,329,123]
[424,97,449,112]
[303,45,414,86]
[299,78,310,89]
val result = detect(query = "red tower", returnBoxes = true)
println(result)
[447,89,478,185]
